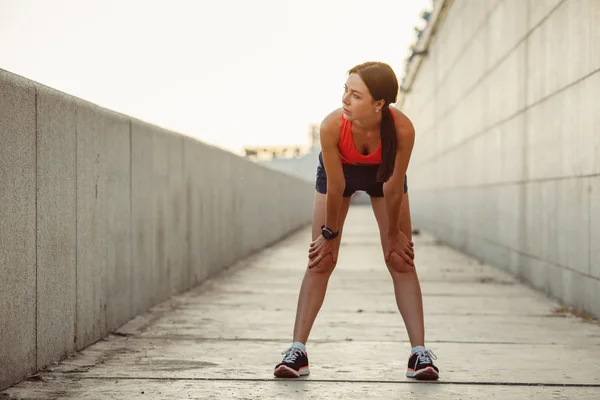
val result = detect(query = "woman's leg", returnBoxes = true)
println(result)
[370,193,425,347]
[292,191,352,344]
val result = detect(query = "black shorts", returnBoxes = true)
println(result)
[315,152,408,197]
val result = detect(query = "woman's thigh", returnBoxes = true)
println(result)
[369,192,413,243]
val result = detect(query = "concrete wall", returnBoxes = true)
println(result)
[401,0,600,318]
[0,69,313,390]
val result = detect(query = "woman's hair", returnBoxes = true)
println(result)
[348,62,399,182]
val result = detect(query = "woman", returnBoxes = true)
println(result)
[273,62,439,381]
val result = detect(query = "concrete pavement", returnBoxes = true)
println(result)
[3,204,600,399]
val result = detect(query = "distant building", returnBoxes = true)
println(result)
[243,123,321,162]
[242,124,322,182]
[243,145,305,161]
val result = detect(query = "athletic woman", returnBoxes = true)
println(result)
[274,62,439,381]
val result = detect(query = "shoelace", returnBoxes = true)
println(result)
[281,347,304,363]
[415,349,437,364]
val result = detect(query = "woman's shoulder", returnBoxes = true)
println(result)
[319,108,344,139]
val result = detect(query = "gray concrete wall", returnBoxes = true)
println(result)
[401,0,600,318]
[0,69,313,390]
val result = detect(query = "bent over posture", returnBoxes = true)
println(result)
[273,62,439,381]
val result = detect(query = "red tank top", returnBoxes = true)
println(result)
[338,111,395,165]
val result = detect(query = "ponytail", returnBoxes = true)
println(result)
[376,106,397,182]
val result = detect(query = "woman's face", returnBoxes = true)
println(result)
[341,73,382,121]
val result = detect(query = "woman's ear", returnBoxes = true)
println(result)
[375,99,385,112]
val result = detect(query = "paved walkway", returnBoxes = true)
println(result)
[4,205,600,399]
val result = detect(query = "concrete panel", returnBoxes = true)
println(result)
[104,114,131,333]
[75,99,108,350]
[464,0,497,41]
[592,0,600,74]
[568,269,600,319]
[525,93,567,180]
[524,180,564,266]
[230,156,245,263]
[151,129,168,304]
[408,57,436,118]
[462,8,488,89]
[466,82,487,140]
[525,24,545,106]
[542,260,600,319]
[35,84,77,370]
[414,94,435,137]
[559,178,591,276]
[496,183,523,252]
[527,4,572,106]
[216,152,230,268]
[527,75,599,179]
[528,0,563,30]
[202,146,217,275]
[520,178,590,277]
[487,0,528,68]
[498,113,526,184]
[166,133,187,297]
[590,176,600,280]
[481,128,502,185]
[465,234,512,276]
[571,71,600,177]
[539,4,570,100]
[485,41,526,127]
[195,140,212,283]
[519,253,551,294]
[431,15,453,85]
[565,0,594,84]
[130,120,156,316]
[155,130,185,295]
[0,70,37,389]
[183,137,203,286]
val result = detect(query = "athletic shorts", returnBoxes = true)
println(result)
[315,152,408,198]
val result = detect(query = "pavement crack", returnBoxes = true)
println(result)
[66,376,600,388]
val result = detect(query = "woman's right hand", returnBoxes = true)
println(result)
[384,231,415,272]
[307,235,338,269]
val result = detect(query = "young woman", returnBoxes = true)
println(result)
[273,62,439,381]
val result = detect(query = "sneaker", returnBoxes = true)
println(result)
[274,347,310,378]
[406,348,439,380]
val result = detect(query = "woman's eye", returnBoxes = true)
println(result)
[354,95,360,99]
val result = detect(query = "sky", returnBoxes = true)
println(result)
[0,0,431,155]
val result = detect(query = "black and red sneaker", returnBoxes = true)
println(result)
[406,348,439,380]
[274,347,310,378]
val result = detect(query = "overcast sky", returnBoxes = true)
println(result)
[1,0,431,154]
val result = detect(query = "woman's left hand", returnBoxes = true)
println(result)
[384,231,415,268]
[307,235,339,269]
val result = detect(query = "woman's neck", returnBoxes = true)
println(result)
[352,112,382,133]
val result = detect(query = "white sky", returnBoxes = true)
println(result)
[0,0,431,154]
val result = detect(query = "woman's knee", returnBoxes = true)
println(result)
[308,253,337,275]
[386,252,415,274]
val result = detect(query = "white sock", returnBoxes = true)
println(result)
[411,345,427,355]
[291,341,306,352]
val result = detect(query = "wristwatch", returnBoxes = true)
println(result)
[321,225,339,240]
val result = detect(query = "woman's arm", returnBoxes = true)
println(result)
[320,111,345,232]
[382,109,415,237]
